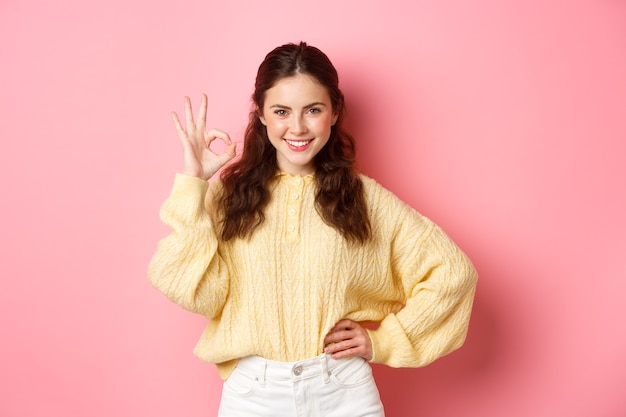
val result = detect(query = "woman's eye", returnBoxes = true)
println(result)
[308,108,321,114]
[274,109,287,116]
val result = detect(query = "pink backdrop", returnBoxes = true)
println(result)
[1,0,625,416]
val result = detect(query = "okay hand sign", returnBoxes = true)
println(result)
[172,94,237,180]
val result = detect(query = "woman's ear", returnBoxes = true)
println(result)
[331,111,339,126]
[256,106,267,126]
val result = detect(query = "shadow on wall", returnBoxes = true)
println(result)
[338,59,522,416]
[373,278,503,417]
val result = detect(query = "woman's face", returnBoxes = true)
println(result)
[260,73,338,176]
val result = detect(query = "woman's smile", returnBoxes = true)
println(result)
[285,139,313,150]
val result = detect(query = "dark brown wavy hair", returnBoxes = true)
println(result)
[219,42,371,243]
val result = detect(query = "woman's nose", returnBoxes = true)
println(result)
[290,115,308,135]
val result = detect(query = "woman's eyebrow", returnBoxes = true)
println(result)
[269,102,327,110]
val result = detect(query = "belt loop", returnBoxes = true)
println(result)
[258,359,267,386]
[321,355,330,384]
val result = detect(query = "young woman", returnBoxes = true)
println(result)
[148,42,477,417]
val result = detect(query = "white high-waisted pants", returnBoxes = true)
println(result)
[217,354,385,417]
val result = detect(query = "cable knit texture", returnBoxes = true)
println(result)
[148,173,477,380]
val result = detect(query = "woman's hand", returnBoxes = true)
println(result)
[323,319,373,361]
[172,94,237,180]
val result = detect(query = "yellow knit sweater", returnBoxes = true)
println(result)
[148,173,477,380]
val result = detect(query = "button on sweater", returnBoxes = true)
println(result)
[148,173,477,379]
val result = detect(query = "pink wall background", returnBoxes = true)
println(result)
[1,0,625,416]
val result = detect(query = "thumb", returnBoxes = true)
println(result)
[226,142,237,158]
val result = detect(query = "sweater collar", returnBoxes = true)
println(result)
[276,171,315,183]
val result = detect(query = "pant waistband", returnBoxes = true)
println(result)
[235,353,362,383]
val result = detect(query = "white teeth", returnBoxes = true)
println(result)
[286,140,311,147]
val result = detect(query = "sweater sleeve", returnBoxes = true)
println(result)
[366,192,478,368]
[147,174,229,318]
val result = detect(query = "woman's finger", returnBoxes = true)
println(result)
[205,128,233,148]
[330,319,356,332]
[172,112,187,141]
[324,337,366,359]
[197,94,208,129]
[324,329,354,345]
[184,96,195,133]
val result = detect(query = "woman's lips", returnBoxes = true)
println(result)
[285,139,313,151]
